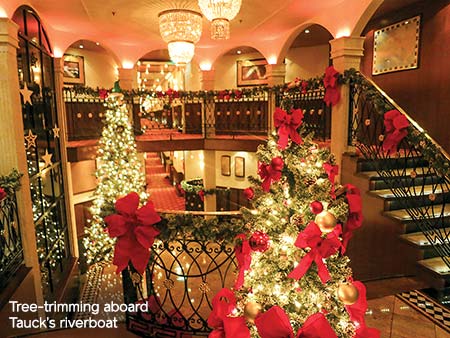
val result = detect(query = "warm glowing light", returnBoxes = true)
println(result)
[0,7,7,17]
[53,47,63,58]
[336,28,351,38]
[304,29,310,34]
[199,61,212,71]
[79,44,84,49]
[236,50,242,54]
[268,55,277,64]
[198,0,242,40]
[122,60,134,69]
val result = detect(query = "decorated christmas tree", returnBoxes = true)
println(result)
[84,82,147,264]
[208,97,379,338]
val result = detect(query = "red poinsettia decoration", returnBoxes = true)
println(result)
[323,66,341,107]
[382,109,409,155]
[105,192,161,274]
[234,90,243,100]
[274,107,304,149]
[218,90,231,101]
[198,190,205,202]
[99,89,109,100]
[258,157,284,192]
[301,80,308,94]
[0,187,7,201]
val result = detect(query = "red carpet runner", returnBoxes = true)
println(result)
[145,152,185,210]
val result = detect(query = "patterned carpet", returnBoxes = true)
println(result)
[145,152,185,211]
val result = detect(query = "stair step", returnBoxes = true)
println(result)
[357,157,429,172]
[400,230,450,259]
[359,166,430,179]
[418,257,450,277]
[384,204,450,221]
[370,184,449,199]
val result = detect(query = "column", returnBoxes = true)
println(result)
[200,70,215,137]
[266,64,286,134]
[117,67,135,90]
[0,18,44,308]
[54,57,79,258]
[329,36,365,182]
[202,150,216,212]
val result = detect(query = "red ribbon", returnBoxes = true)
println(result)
[382,109,409,155]
[288,222,342,283]
[104,192,161,274]
[301,80,308,94]
[258,157,283,192]
[323,66,341,107]
[243,187,254,200]
[323,163,339,199]
[208,288,250,338]
[198,190,205,202]
[255,306,294,338]
[99,89,109,99]
[274,107,304,149]
[297,312,338,338]
[342,184,363,254]
[345,281,380,338]
[0,187,6,201]
[234,234,252,290]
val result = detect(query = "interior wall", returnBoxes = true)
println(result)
[285,45,330,82]
[183,150,205,181]
[65,47,118,88]
[185,62,202,91]
[70,160,96,195]
[215,151,257,189]
[361,0,450,152]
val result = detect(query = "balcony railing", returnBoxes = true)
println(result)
[0,191,24,290]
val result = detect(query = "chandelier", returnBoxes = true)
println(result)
[158,9,203,64]
[198,0,242,40]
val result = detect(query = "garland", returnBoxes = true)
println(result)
[180,179,229,196]
[0,169,23,197]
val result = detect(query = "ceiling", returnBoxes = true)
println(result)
[0,0,425,65]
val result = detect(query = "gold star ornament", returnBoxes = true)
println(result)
[24,129,37,149]
[20,83,34,105]
[52,125,60,138]
[42,149,53,168]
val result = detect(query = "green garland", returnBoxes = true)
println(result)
[0,169,23,195]
[180,179,229,196]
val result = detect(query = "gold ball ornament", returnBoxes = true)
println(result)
[244,302,262,323]
[314,211,337,233]
[337,283,359,305]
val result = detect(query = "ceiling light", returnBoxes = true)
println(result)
[96,42,100,45]
[198,0,242,40]
[159,9,203,64]
[237,50,242,54]
[79,44,84,48]
[305,29,310,34]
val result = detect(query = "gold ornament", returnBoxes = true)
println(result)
[337,283,359,305]
[244,301,262,323]
[314,211,337,233]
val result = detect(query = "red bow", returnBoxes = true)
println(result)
[234,234,252,290]
[234,90,242,100]
[255,306,294,338]
[0,187,6,201]
[323,163,339,199]
[323,66,341,107]
[288,221,342,283]
[274,107,304,149]
[301,80,308,94]
[166,88,179,102]
[382,110,409,155]
[342,184,363,254]
[105,192,161,274]
[99,89,109,99]
[208,288,250,338]
[243,187,254,200]
[218,90,231,101]
[258,157,284,192]
[297,313,338,338]
[345,281,380,338]
[198,190,205,202]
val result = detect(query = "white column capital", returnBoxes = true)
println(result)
[118,67,135,90]
[0,18,19,49]
[201,69,215,91]
[329,36,365,72]
[266,64,286,86]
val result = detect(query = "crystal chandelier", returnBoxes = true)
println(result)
[198,0,242,40]
[158,9,203,64]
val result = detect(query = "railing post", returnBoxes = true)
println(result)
[0,18,44,311]
[329,36,365,183]
[201,70,215,137]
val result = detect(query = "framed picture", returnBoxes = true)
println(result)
[373,16,420,75]
[221,155,231,176]
[235,156,245,178]
[237,59,268,86]
[63,54,85,84]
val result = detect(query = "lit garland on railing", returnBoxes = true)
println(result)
[0,169,23,195]
[180,179,229,196]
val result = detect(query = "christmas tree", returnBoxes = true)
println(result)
[84,83,147,264]
[208,98,378,338]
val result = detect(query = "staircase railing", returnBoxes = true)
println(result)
[348,72,450,267]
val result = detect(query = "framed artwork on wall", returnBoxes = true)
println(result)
[235,156,245,178]
[63,54,85,84]
[221,155,231,176]
[237,59,268,86]
[372,15,420,75]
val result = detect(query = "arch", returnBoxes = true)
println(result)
[61,38,121,66]
[351,0,384,36]
[210,45,268,69]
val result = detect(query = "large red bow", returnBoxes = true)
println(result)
[323,66,341,107]
[258,157,284,192]
[297,312,338,338]
[288,221,342,283]
[105,192,161,274]
[342,184,363,254]
[234,234,252,290]
[208,288,250,338]
[323,163,339,199]
[274,107,304,149]
[382,110,409,155]
[345,281,380,338]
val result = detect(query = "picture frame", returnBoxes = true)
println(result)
[237,59,268,86]
[221,155,231,176]
[235,156,245,178]
[373,16,420,75]
[63,54,85,84]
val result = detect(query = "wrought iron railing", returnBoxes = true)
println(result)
[276,89,331,141]
[0,191,24,290]
[349,73,450,267]
[122,211,239,337]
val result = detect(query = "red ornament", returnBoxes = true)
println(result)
[249,231,270,252]
[0,187,6,201]
[270,157,284,171]
[243,187,254,200]
[309,200,323,214]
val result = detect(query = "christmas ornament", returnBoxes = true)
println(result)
[52,125,60,138]
[116,125,125,133]
[309,200,323,214]
[337,282,359,305]
[271,157,284,171]
[249,231,270,252]
[315,211,337,233]
[244,301,262,323]
[24,129,37,149]
[243,187,254,200]
[41,149,53,168]
[20,82,33,105]
[274,107,304,149]
[290,214,304,227]
[258,157,284,192]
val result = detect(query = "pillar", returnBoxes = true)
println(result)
[117,67,135,90]
[0,18,44,309]
[329,36,365,182]
[266,64,286,86]
[200,70,215,137]
[202,150,216,212]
